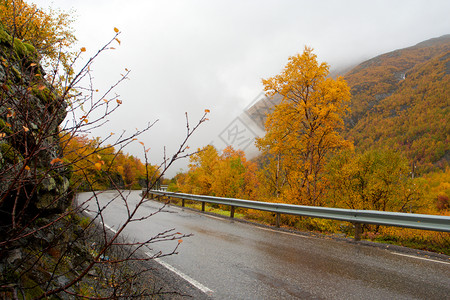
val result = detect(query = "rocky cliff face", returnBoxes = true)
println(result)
[0,21,73,289]
[0,22,71,225]
[0,23,173,299]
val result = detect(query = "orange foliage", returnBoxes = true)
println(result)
[166,42,449,252]
[344,36,450,172]
[174,145,259,199]
[256,47,352,206]
[61,134,158,190]
[0,0,76,74]
[325,149,424,212]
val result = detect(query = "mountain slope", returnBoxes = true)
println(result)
[343,35,450,171]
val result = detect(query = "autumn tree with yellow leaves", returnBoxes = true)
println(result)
[256,47,352,206]
[175,145,259,200]
[0,0,76,77]
[325,149,423,212]
[60,134,160,191]
[212,146,258,199]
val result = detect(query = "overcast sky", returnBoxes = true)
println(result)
[32,0,450,177]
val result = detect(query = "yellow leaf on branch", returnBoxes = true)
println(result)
[50,158,63,165]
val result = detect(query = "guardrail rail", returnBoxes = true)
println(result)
[145,189,450,241]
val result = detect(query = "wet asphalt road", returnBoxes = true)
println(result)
[78,190,450,299]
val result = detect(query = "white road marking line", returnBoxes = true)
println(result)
[83,210,117,233]
[203,214,224,221]
[258,226,312,238]
[145,252,213,295]
[391,252,450,265]
[101,222,117,234]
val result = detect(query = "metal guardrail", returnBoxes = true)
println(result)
[146,190,450,240]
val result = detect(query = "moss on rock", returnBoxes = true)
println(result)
[0,24,12,45]
[0,142,23,164]
[0,118,14,135]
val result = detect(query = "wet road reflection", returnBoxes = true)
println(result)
[79,191,450,299]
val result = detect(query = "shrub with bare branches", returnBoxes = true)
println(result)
[0,3,207,298]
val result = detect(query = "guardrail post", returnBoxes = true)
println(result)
[182,199,185,207]
[230,206,235,218]
[276,213,281,228]
[354,223,362,241]
[201,202,205,212]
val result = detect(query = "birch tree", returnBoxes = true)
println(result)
[256,47,352,205]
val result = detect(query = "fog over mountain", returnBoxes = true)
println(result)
[31,0,450,177]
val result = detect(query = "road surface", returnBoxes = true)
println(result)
[78,190,450,299]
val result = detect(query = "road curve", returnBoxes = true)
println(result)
[78,190,450,300]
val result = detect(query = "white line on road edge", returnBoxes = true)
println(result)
[202,214,224,221]
[83,210,118,234]
[258,226,312,238]
[145,252,213,295]
[391,252,450,265]
[103,223,117,234]
[100,222,117,234]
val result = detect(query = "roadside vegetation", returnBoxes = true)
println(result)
[1,1,447,297]
[169,46,449,255]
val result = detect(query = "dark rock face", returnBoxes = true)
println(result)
[0,22,78,298]
[0,23,70,235]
